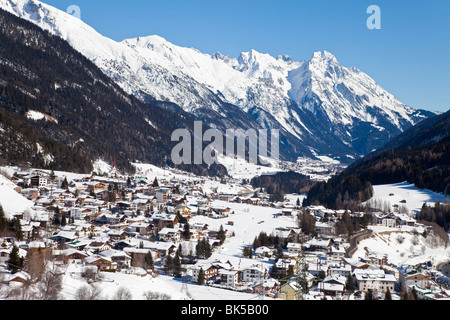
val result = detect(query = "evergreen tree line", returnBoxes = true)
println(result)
[304,174,374,210]
[417,200,450,231]
[251,171,314,202]
[252,231,287,250]
[303,109,450,210]
[195,238,212,259]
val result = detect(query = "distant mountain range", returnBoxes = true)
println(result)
[304,109,450,209]
[0,0,440,173]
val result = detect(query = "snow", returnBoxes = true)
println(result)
[216,154,282,180]
[26,110,58,123]
[60,271,258,300]
[365,182,449,214]
[26,110,45,121]
[56,199,296,300]
[0,0,429,164]
[0,174,34,219]
[352,225,450,267]
[93,159,112,175]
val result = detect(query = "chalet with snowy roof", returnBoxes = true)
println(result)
[30,172,50,188]
[273,258,298,277]
[328,262,352,277]
[272,228,302,243]
[286,242,302,255]
[51,230,78,243]
[20,188,39,200]
[53,248,88,264]
[85,240,111,253]
[376,212,398,228]
[315,221,336,238]
[99,249,132,269]
[158,227,182,242]
[343,257,371,270]
[190,262,219,283]
[330,245,346,260]
[132,198,156,212]
[396,213,416,227]
[106,228,128,241]
[95,212,124,225]
[84,254,114,271]
[304,238,334,252]
[254,246,275,258]
[318,274,347,297]
[174,204,192,216]
[128,222,152,236]
[197,198,212,207]
[250,278,280,296]
[151,212,179,230]
[218,193,235,202]
[144,241,176,258]
[6,271,31,284]
[307,259,329,278]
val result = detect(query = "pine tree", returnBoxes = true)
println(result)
[152,177,159,187]
[243,246,253,259]
[164,255,173,275]
[0,204,6,235]
[61,177,69,190]
[7,245,22,274]
[13,218,23,241]
[61,214,67,227]
[203,238,212,259]
[173,254,182,277]
[385,288,392,300]
[183,223,190,241]
[364,289,374,300]
[218,225,226,244]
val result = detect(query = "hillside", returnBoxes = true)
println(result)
[0,8,226,176]
[0,0,436,164]
[304,109,450,209]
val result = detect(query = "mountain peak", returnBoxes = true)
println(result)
[311,50,338,63]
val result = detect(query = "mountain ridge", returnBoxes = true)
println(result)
[0,0,438,163]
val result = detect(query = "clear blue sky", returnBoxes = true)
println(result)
[42,0,449,113]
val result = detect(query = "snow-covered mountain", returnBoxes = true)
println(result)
[0,0,436,162]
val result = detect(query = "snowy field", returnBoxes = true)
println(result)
[365,182,449,214]
[0,173,34,218]
[61,271,260,300]
[58,200,298,300]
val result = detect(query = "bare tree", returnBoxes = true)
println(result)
[37,271,63,300]
[81,266,102,284]
[112,286,133,300]
[143,290,171,300]
[3,280,37,300]
[23,247,46,282]
[75,284,103,300]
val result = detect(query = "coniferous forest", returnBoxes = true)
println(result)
[0,8,226,176]
[304,109,450,211]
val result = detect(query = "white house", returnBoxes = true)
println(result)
[219,269,240,288]
[241,264,267,283]
[353,269,397,294]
